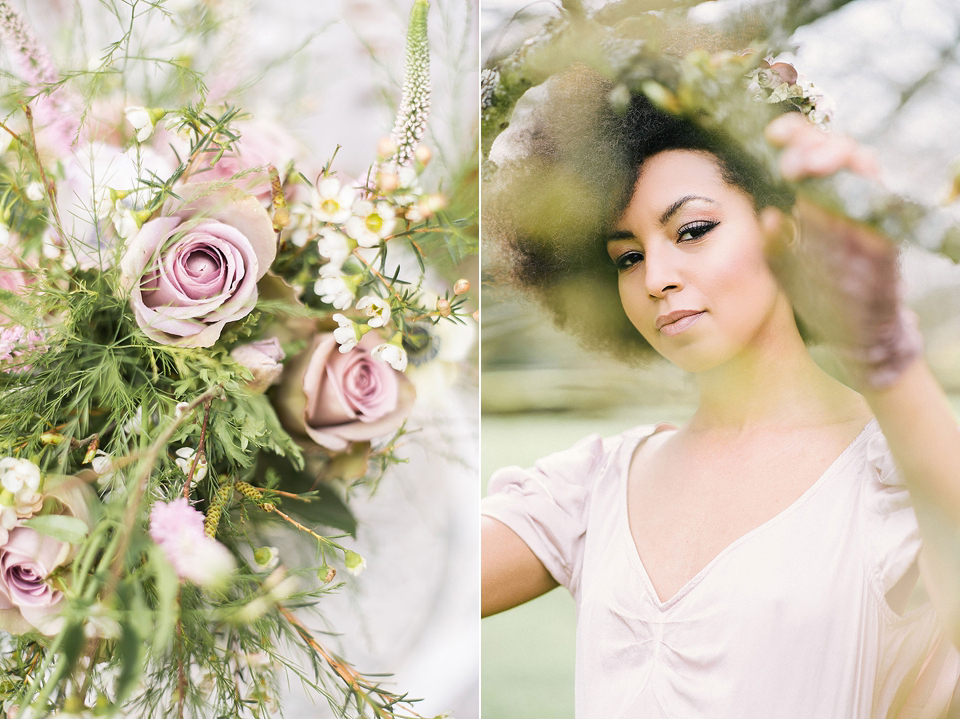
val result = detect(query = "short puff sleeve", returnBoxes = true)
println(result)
[861,428,922,598]
[481,433,607,591]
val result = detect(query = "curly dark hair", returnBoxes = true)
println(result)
[483,65,796,363]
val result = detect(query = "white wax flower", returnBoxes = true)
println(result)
[371,343,408,372]
[0,458,41,494]
[124,106,167,142]
[331,314,360,353]
[174,447,208,482]
[312,177,357,225]
[252,546,279,571]
[355,296,390,328]
[344,201,396,248]
[316,227,351,269]
[112,200,139,239]
[25,182,44,202]
[315,275,354,311]
[90,451,114,484]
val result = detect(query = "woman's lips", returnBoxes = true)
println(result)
[656,310,705,336]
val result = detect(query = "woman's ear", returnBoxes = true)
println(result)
[759,206,800,258]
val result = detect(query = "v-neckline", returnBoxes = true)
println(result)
[621,419,878,611]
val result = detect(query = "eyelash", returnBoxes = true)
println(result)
[610,221,719,271]
[678,220,718,242]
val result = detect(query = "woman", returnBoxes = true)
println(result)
[481,65,960,718]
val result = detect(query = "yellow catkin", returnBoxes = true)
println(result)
[204,484,232,538]
[234,481,266,506]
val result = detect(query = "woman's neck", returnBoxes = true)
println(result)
[691,315,869,434]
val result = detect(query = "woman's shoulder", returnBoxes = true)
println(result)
[554,422,675,468]
[489,422,674,491]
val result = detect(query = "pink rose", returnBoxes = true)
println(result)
[120,183,277,347]
[230,337,285,393]
[0,528,67,633]
[277,332,415,452]
[0,476,92,635]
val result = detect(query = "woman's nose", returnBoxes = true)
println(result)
[644,245,683,298]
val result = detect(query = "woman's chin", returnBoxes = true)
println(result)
[650,336,742,375]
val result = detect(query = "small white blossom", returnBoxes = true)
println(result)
[316,227,351,269]
[124,106,165,142]
[174,402,190,420]
[0,505,18,545]
[312,177,357,224]
[25,182,44,202]
[289,227,310,248]
[0,457,41,494]
[0,458,43,521]
[355,296,391,328]
[91,450,114,483]
[344,201,396,248]
[123,407,143,434]
[112,200,139,239]
[371,343,408,372]
[344,550,366,576]
[332,314,361,352]
[315,275,355,310]
[174,447,208,482]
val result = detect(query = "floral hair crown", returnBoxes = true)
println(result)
[748,58,834,128]
[482,6,960,261]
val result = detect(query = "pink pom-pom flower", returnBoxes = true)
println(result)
[148,498,234,587]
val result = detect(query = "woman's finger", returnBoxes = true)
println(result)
[765,112,812,146]
[781,135,858,180]
[767,113,880,181]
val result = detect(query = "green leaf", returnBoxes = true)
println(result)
[113,619,142,706]
[23,515,89,544]
[148,544,179,652]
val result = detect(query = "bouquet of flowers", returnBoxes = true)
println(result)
[0,0,476,717]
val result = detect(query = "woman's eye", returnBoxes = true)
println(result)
[613,251,644,271]
[678,221,718,242]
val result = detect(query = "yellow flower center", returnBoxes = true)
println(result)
[366,214,383,233]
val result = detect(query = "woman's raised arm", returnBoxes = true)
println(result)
[481,516,559,617]
[764,113,960,644]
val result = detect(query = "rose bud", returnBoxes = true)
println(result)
[231,338,286,393]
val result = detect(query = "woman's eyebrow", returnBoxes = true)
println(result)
[604,230,634,243]
[659,195,716,225]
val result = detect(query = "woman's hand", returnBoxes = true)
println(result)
[761,113,923,390]
[766,112,879,181]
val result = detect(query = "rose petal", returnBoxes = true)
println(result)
[0,606,33,634]
[120,216,183,291]
[305,379,415,446]
[302,335,353,426]
[327,350,399,422]
[164,184,276,276]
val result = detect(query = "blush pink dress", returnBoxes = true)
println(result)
[482,420,960,718]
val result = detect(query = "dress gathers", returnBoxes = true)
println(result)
[481,420,960,719]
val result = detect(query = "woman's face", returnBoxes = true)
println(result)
[606,150,795,373]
